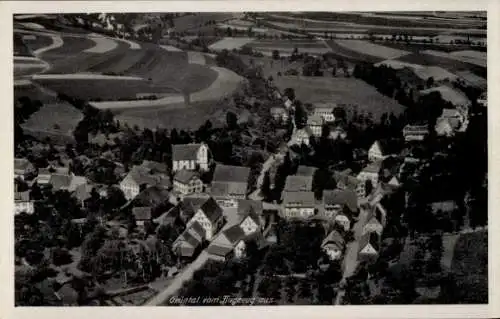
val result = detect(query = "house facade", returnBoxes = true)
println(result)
[291,128,312,146]
[312,105,335,123]
[173,170,203,196]
[172,143,210,172]
[210,165,250,208]
[368,141,388,162]
[186,197,224,240]
[307,115,324,137]
[358,231,380,261]
[270,106,289,124]
[322,230,345,261]
[14,158,35,180]
[322,189,358,219]
[120,166,171,200]
[14,191,34,215]
[173,221,206,258]
[357,161,382,198]
[282,191,315,219]
[403,125,429,142]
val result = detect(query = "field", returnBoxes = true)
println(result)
[325,40,384,63]
[14,83,59,103]
[332,40,411,60]
[274,76,405,121]
[397,52,486,77]
[421,50,486,68]
[173,13,238,32]
[449,231,488,303]
[208,37,255,51]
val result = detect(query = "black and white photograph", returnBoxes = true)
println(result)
[10,5,491,311]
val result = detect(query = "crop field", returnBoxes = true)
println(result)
[21,102,84,137]
[370,41,487,54]
[325,40,384,63]
[16,33,53,55]
[246,40,328,49]
[173,13,237,32]
[449,231,488,303]
[208,37,255,51]
[38,36,95,57]
[422,50,486,68]
[274,76,405,121]
[332,40,411,60]
[396,52,486,77]
[14,83,58,103]
[32,77,179,101]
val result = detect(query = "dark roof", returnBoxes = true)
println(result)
[178,245,196,257]
[322,230,345,248]
[207,244,234,257]
[174,170,200,184]
[373,139,400,156]
[74,183,93,202]
[210,181,247,197]
[141,160,168,174]
[238,199,263,216]
[172,143,203,161]
[213,164,250,183]
[362,160,383,174]
[132,207,152,220]
[359,231,380,253]
[200,197,223,222]
[284,175,313,192]
[189,221,206,239]
[223,225,246,244]
[181,231,201,248]
[49,174,73,190]
[133,185,171,207]
[323,189,358,212]
[282,191,315,206]
[126,166,171,188]
[15,191,30,201]
[241,206,262,226]
[296,166,318,177]
[180,196,209,217]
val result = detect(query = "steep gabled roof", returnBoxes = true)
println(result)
[49,174,73,191]
[358,231,380,253]
[322,230,345,248]
[296,165,318,177]
[323,189,358,212]
[141,160,168,174]
[14,158,32,172]
[362,160,383,174]
[200,197,223,223]
[207,244,234,257]
[174,170,200,184]
[132,206,152,220]
[172,143,203,161]
[210,181,247,197]
[282,191,315,206]
[223,225,246,244]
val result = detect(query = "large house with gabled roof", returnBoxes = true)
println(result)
[14,158,35,180]
[210,164,250,208]
[173,170,203,196]
[186,197,224,240]
[173,221,207,258]
[119,165,171,200]
[172,143,210,172]
[358,231,381,262]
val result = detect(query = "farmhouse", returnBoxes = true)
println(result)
[119,166,171,200]
[420,85,470,109]
[49,174,74,191]
[357,161,383,197]
[172,143,210,172]
[270,106,289,124]
[334,169,364,198]
[312,103,335,123]
[307,115,324,137]
[14,191,34,215]
[403,124,429,142]
[435,108,466,136]
[328,125,347,140]
[295,165,317,177]
[173,221,206,259]
[321,230,345,261]
[368,140,397,162]
[207,225,250,261]
[173,170,203,196]
[477,92,487,107]
[14,158,35,180]
[362,206,385,236]
[211,164,250,208]
[132,207,153,227]
[185,197,224,240]
[282,191,315,219]
[322,189,358,219]
[289,128,313,146]
[358,231,381,262]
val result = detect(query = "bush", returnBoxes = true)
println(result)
[52,248,73,266]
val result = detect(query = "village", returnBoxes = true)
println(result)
[13,12,487,307]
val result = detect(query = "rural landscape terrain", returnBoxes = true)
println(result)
[14,11,487,307]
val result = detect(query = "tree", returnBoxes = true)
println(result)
[272,50,280,60]
[294,102,308,129]
[226,111,238,130]
[426,76,435,88]
[284,88,295,101]
[261,171,272,201]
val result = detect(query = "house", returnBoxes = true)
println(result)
[429,200,459,218]
[49,174,73,191]
[312,104,335,123]
[186,197,224,240]
[238,204,262,235]
[420,85,470,109]
[73,183,93,208]
[172,143,210,172]
[362,205,385,236]
[68,175,87,192]
[173,221,206,258]
[211,165,250,208]
[368,140,398,162]
[207,225,248,261]
[322,189,358,219]
[295,165,317,177]
[357,160,383,197]
[307,115,324,137]
[290,128,313,146]
[36,168,53,185]
[477,91,487,107]
[284,175,313,193]
[284,98,293,109]
[358,231,381,262]
[132,207,153,227]
[282,191,315,219]
[403,125,429,142]
[119,166,171,200]
[14,191,34,214]
[14,158,35,180]
[140,160,169,175]
[270,106,289,124]
[435,117,459,137]
[328,125,347,140]
[334,169,364,198]
[321,230,345,261]
[173,170,203,196]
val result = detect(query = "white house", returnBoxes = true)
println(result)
[403,125,429,142]
[186,197,224,240]
[307,115,324,137]
[119,166,171,200]
[312,104,335,123]
[210,165,250,208]
[270,106,289,124]
[14,191,34,215]
[321,230,345,261]
[173,170,203,196]
[14,158,35,180]
[357,161,383,197]
[358,231,380,261]
[290,128,313,146]
[172,143,210,172]
[282,191,315,219]
[368,140,391,162]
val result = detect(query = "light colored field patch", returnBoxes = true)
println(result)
[450,50,486,61]
[374,59,424,70]
[208,37,254,51]
[33,34,64,56]
[14,79,32,86]
[14,56,44,63]
[251,46,331,56]
[85,34,118,53]
[160,45,183,52]
[413,66,457,82]
[33,73,144,81]
[187,51,206,65]
[422,49,486,67]
[334,40,410,60]
[118,38,141,50]
[420,85,470,106]
[19,22,45,30]
[14,14,54,20]
[22,35,37,41]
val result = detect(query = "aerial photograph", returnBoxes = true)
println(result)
[13,11,487,306]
